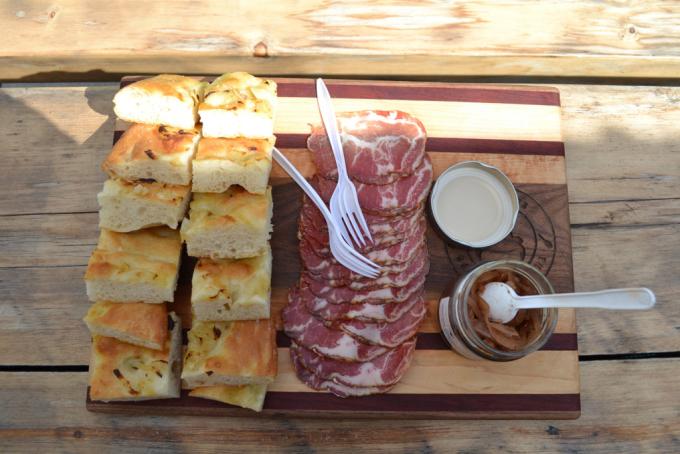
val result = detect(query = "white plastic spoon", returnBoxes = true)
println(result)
[481,283,656,324]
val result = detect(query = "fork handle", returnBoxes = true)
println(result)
[316,78,349,181]
[272,147,336,228]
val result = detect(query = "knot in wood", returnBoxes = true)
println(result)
[253,41,269,58]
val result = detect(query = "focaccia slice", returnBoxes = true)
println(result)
[113,75,204,129]
[85,227,182,303]
[97,178,191,232]
[103,123,200,185]
[181,319,277,388]
[191,246,272,321]
[180,186,272,259]
[198,72,276,139]
[88,312,182,402]
[84,301,168,350]
[192,137,273,194]
[188,384,267,412]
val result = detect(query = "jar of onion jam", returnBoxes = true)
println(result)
[439,260,558,361]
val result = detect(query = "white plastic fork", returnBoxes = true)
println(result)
[315,78,374,248]
[272,147,381,278]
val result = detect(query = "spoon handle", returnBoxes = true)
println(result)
[514,288,656,311]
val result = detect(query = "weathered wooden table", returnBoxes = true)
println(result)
[1,2,679,452]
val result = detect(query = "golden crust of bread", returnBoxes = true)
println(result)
[185,186,272,230]
[191,246,271,320]
[182,319,277,387]
[188,384,267,412]
[89,313,181,401]
[96,227,182,264]
[99,178,191,206]
[84,301,168,350]
[104,123,200,167]
[195,136,273,163]
[84,228,182,302]
[84,249,178,288]
[116,75,204,104]
[199,72,276,115]
[102,123,200,181]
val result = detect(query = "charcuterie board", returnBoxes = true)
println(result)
[88,77,579,419]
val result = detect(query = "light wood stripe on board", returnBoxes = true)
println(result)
[114,100,562,145]
[268,150,566,185]
[274,97,562,142]
[266,349,579,395]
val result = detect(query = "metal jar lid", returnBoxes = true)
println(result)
[430,161,519,248]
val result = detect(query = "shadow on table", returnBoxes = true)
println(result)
[0,90,78,215]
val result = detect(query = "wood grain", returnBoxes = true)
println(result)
[3,1,680,80]
[2,359,678,451]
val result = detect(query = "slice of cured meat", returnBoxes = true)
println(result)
[298,219,406,252]
[308,110,427,185]
[338,298,426,347]
[300,195,424,236]
[290,345,393,398]
[302,271,426,305]
[299,240,414,280]
[301,220,426,266]
[301,284,422,323]
[303,244,429,290]
[282,287,388,362]
[292,338,416,388]
[312,154,433,216]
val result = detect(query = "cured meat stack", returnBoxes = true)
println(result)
[282,110,433,397]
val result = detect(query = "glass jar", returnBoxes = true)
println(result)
[438,260,558,361]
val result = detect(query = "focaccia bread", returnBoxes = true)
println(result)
[113,74,204,129]
[192,137,274,194]
[103,123,200,185]
[188,384,267,412]
[97,178,191,232]
[85,227,182,303]
[181,319,277,388]
[84,301,168,350]
[180,186,272,259]
[191,246,272,321]
[198,72,276,139]
[88,312,182,402]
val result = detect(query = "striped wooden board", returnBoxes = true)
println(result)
[88,77,579,419]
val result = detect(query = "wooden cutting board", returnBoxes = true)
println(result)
[88,77,579,419]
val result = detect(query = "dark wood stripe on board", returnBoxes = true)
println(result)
[277,82,560,106]
[414,332,578,351]
[264,392,580,413]
[120,78,560,106]
[274,134,565,156]
[427,137,565,156]
[275,331,577,351]
[87,389,580,416]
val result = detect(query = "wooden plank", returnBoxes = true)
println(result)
[561,84,680,204]
[1,359,678,451]
[3,2,680,80]
[0,266,92,365]
[0,213,98,268]
[0,86,111,216]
